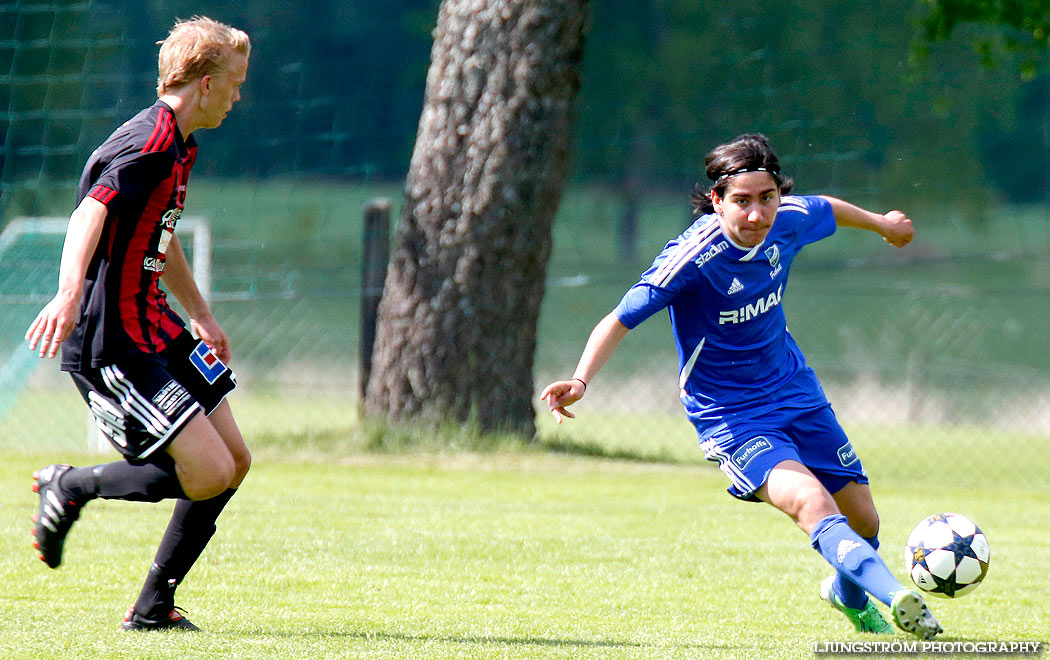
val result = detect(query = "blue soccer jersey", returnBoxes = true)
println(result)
[613,195,836,428]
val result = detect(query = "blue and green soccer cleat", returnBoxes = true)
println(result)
[890,588,943,639]
[820,576,894,634]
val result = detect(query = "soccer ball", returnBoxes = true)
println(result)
[904,513,990,598]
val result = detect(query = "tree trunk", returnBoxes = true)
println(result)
[363,0,590,436]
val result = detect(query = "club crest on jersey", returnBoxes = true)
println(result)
[719,284,783,324]
[161,207,181,230]
[765,244,782,278]
[764,244,780,267]
[157,208,180,255]
[189,341,227,384]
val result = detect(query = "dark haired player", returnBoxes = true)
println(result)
[25,17,250,631]
[540,134,943,639]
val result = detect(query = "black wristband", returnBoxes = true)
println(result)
[571,378,587,391]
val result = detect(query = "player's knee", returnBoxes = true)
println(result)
[182,480,219,500]
[180,454,236,500]
[795,486,839,530]
[213,453,236,491]
[232,446,251,482]
[183,475,229,500]
[849,513,880,540]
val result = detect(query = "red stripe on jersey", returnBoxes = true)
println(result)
[90,185,115,204]
[89,184,118,205]
[156,113,175,152]
[141,111,174,154]
[119,173,174,352]
[141,113,164,153]
[159,119,176,151]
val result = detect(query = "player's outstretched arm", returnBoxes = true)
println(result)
[821,195,914,248]
[162,233,231,362]
[539,312,630,423]
[25,197,108,358]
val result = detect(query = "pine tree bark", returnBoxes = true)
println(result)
[364,0,589,436]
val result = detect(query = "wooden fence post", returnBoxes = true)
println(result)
[360,198,391,406]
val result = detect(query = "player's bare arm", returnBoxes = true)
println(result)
[821,195,914,248]
[161,233,231,362]
[540,312,630,423]
[25,197,108,358]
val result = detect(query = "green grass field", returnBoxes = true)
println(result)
[1,440,1046,660]
[3,182,1049,658]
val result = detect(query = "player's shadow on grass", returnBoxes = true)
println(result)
[540,437,683,464]
[234,629,719,651]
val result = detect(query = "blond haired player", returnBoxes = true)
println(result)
[27,16,250,631]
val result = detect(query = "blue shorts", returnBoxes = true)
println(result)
[697,404,867,501]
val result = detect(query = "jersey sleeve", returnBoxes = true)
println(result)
[613,240,701,329]
[794,195,837,246]
[87,150,174,211]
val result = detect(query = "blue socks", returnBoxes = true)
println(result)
[833,535,879,609]
[811,514,901,607]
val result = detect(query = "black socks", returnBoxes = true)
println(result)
[60,455,186,503]
[132,488,237,617]
[57,457,238,618]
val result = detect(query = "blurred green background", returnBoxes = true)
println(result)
[2,1,1048,485]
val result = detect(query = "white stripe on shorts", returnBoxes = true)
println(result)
[100,366,168,436]
[702,440,756,495]
[140,403,199,459]
[97,365,201,459]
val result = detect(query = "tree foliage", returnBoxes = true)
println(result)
[6,0,1050,218]
[925,0,1050,44]
[923,0,1050,77]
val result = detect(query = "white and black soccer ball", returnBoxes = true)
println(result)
[904,513,990,598]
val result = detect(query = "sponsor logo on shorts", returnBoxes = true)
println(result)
[88,391,128,448]
[837,441,858,466]
[152,379,192,417]
[189,341,227,385]
[731,436,773,471]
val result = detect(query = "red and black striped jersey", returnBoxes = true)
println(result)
[61,100,199,371]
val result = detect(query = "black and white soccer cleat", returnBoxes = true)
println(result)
[121,606,201,632]
[31,464,83,569]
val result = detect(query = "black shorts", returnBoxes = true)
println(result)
[70,331,237,461]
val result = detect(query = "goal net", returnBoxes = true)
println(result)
[0,216,212,452]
